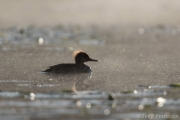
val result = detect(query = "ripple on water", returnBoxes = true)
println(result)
[0,85,179,119]
[17,84,61,87]
[78,39,105,45]
[0,92,20,98]
[0,26,105,45]
[115,89,166,98]
[0,80,30,83]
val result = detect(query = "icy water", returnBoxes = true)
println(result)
[0,25,180,119]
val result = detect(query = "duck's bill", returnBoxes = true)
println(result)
[88,58,98,62]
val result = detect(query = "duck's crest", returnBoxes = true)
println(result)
[73,50,85,60]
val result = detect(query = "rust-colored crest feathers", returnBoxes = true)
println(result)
[73,50,85,59]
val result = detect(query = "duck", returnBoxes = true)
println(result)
[41,50,98,74]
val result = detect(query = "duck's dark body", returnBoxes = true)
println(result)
[42,63,92,74]
[41,50,97,75]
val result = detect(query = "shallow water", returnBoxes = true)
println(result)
[0,86,180,120]
[0,25,180,119]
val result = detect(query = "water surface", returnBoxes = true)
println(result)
[0,25,180,119]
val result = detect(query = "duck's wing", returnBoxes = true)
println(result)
[41,64,92,74]
[41,64,75,74]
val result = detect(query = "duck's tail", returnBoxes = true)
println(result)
[38,71,47,74]
[39,68,51,74]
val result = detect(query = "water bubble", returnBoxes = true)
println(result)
[164,92,167,95]
[76,101,82,107]
[138,104,144,110]
[133,90,138,94]
[36,84,42,87]
[104,109,110,115]
[158,103,164,107]
[38,38,44,45]
[157,97,166,103]
[30,93,35,100]
[86,103,91,108]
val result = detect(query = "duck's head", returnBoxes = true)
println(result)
[73,50,98,64]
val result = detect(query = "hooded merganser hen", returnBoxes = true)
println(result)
[42,50,98,74]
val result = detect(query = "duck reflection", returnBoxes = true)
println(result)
[41,50,98,90]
